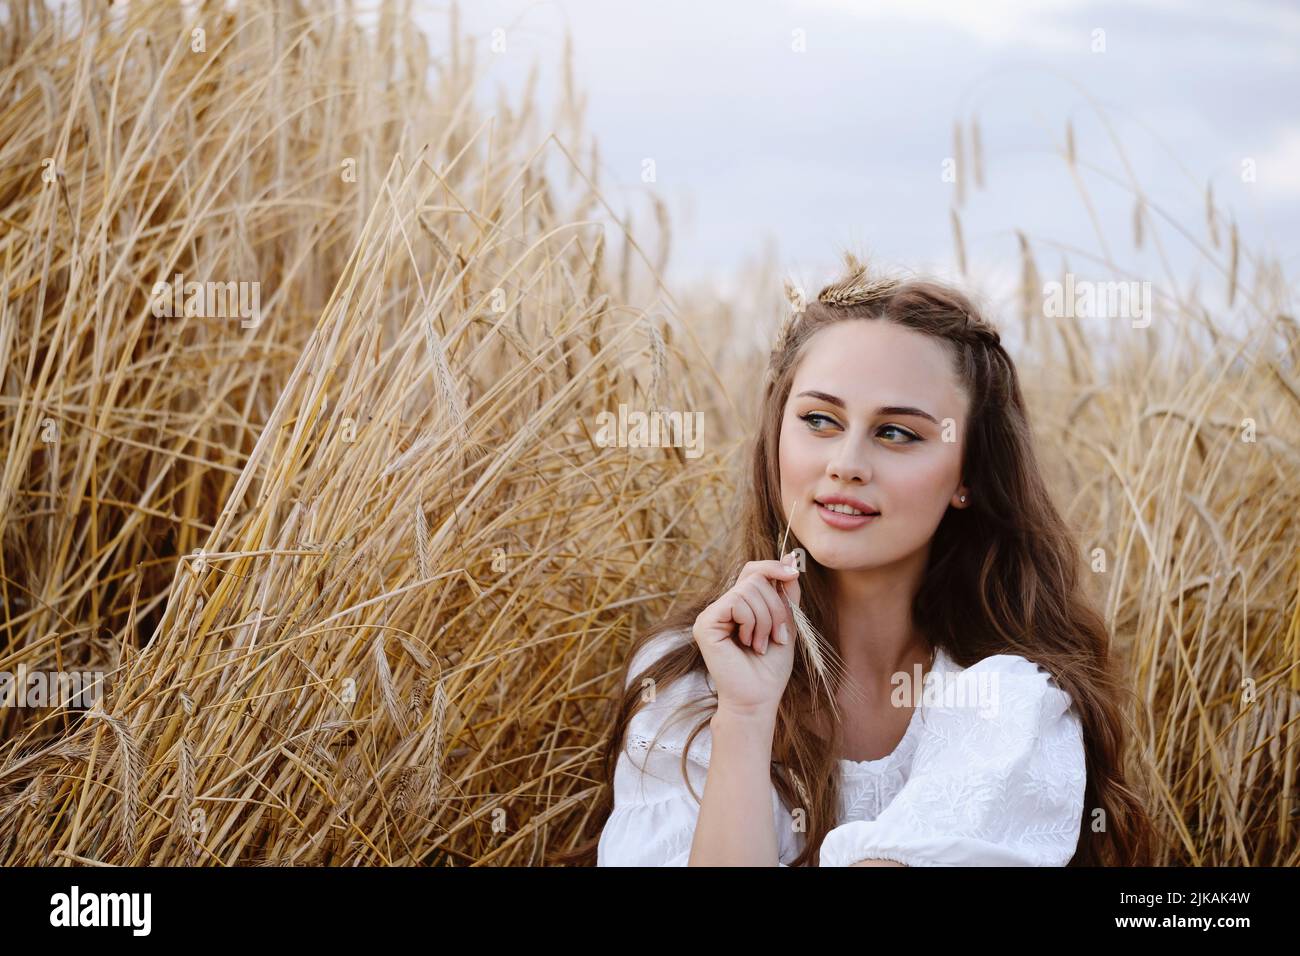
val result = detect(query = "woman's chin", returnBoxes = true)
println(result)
[820,557,880,573]
[801,541,879,572]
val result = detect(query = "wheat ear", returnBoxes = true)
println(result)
[775,499,853,711]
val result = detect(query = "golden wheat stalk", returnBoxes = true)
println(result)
[177,691,199,863]
[816,255,899,308]
[85,703,142,862]
[775,498,853,711]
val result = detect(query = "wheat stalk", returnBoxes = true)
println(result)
[816,258,900,308]
[775,498,851,711]
[86,703,142,862]
[371,635,409,736]
[950,207,968,277]
[414,501,432,580]
[423,680,449,814]
[177,692,200,864]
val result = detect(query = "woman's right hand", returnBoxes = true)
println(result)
[692,553,802,718]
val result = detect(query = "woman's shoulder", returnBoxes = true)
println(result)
[909,648,1087,799]
[929,648,1077,721]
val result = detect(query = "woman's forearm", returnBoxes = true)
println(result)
[688,705,780,866]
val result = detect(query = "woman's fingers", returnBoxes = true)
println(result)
[749,576,791,653]
[737,579,774,653]
[707,558,801,655]
[738,559,800,586]
[726,558,800,654]
[730,592,756,647]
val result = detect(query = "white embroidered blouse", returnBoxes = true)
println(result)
[597,628,1087,866]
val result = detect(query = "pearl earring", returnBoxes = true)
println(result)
[959,495,966,503]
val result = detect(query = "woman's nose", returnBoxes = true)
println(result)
[827,444,871,483]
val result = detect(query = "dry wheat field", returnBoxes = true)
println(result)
[0,0,1296,868]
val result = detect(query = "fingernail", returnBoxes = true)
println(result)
[778,623,790,645]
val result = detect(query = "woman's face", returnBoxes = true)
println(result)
[778,319,971,572]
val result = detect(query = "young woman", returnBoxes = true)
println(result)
[559,258,1154,867]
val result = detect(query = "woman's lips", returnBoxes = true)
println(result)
[816,501,880,530]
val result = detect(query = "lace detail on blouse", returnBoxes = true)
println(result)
[626,731,695,757]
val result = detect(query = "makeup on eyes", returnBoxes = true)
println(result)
[797,411,922,443]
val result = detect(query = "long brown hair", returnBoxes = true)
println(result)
[553,256,1155,866]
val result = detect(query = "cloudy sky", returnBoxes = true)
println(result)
[429,0,1298,312]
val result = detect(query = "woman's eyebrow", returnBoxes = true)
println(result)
[793,390,939,425]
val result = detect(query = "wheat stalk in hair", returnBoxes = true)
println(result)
[816,254,900,308]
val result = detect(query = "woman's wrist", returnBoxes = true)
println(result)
[712,700,778,736]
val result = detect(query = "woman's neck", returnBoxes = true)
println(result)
[829,548,932,700]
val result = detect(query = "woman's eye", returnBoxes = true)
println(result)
[879,424,920,443]
[799,412,838,430]
[799,414,918,443]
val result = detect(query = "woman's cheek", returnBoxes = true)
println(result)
[782,435,814,482]
[880,472,941,537]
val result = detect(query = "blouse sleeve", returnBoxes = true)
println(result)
[597,629,795,866]
[819,654,1087,867]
